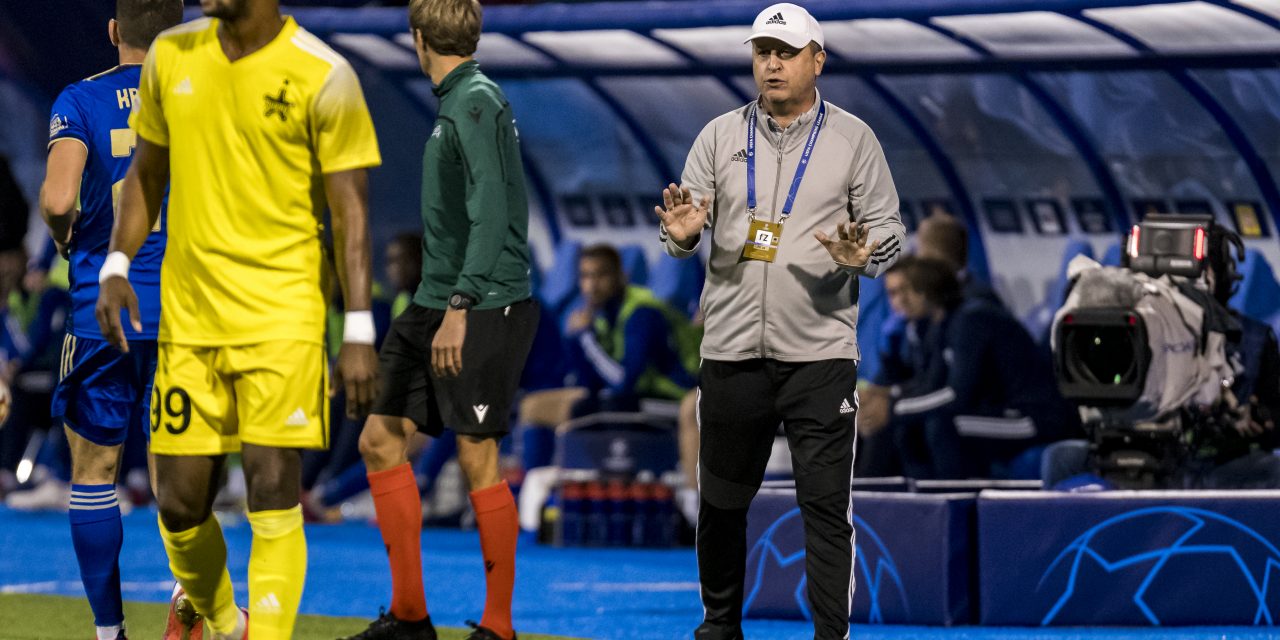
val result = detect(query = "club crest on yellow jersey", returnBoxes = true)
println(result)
[264,78,294,122]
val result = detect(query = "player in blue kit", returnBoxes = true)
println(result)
[39,2,183,639]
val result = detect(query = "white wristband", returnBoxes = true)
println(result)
[343,310,376,345]
[99,251,131,284]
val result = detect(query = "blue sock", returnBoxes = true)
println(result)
[69,484,124,628]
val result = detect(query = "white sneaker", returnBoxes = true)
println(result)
[5,480,71,511]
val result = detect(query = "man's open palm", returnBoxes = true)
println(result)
[654,183,709,244]
[816,223,882,270]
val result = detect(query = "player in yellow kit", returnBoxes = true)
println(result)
[96,0,381,638]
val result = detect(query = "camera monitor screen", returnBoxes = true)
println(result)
[1127,214,1212,278]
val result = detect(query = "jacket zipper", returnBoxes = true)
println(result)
[759,120,787,358]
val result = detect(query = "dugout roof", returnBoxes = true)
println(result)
[283,0,1280,291]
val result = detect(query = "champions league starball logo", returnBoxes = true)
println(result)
[1037,506,1280,625]
[744,507,908,623]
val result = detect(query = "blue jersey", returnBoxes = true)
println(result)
[48,64,165,340]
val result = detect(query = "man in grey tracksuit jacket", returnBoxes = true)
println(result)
[655,4,904,639]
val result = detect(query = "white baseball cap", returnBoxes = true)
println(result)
[744,3,825,50]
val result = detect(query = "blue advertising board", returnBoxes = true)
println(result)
[556,412,679,476]
[978,490,1280,626]
[744,486,975,625]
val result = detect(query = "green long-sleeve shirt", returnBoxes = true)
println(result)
[413,60,531,310]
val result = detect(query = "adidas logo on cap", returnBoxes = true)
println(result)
[746,4,825,50]
[731,148,749,163]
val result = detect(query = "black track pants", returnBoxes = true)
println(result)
[694,358,858,640]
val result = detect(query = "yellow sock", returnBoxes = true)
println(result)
[247,505,307,640]
[157,514,240,635]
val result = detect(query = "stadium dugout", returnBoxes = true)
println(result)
[3,1,1280,637]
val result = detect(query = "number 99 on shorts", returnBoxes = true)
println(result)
[151,384,192,435]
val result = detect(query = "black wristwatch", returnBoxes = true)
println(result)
[448,292,476,311]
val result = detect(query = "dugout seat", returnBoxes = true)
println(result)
[1022,239,1094,343]
[648,252,704,319]
[1231,248,1280,327]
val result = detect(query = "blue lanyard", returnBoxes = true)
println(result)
[746,100,827,220]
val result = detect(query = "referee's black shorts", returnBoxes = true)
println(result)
[370,299,538,438]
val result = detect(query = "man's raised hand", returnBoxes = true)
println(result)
[816,222,882,270]
[654,183,709,247]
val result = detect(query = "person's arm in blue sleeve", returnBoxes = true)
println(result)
[611,308,668,397]
[564,325,606,392]
[872,315,912,386]
[889,310,985,425]
[571,308,668,398]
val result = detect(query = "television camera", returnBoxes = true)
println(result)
[1051,214,1240,488]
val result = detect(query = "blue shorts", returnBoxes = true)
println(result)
[51,334,158,446]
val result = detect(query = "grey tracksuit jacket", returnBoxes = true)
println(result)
[663,93,906,362]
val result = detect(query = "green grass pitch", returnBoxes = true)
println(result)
[0,594,578,640]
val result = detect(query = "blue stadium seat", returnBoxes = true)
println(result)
[1022,239,1094,344]
[619,245,648,286]
[1231,248,1280,326]
[528,246,544,300]
[540,240,582,317]
[855,275,890,382]
[648,252,704,318]
[1099,241,1123,267]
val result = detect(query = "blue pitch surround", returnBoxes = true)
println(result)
[0,507,1277,640]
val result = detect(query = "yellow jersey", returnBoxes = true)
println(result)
[130,16,381,346]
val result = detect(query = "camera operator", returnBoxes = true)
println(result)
[1043,227,1280,489]
[1194,228,1280,484]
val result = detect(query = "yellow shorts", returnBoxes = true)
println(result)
[150,340,329,455]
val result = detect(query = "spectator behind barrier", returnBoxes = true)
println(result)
[385,231,423,318]
[1042,227,1280,490]
[865,256,1079,480]
[915,213,1002,307]
[866,214,1004,392]
[567,244,698,404]
[857,213,1006,477]
[517,244,699,475]
[1,251,74,504]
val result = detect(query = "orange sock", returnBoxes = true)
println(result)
[471,481,518,640]
[368,464,427,622]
